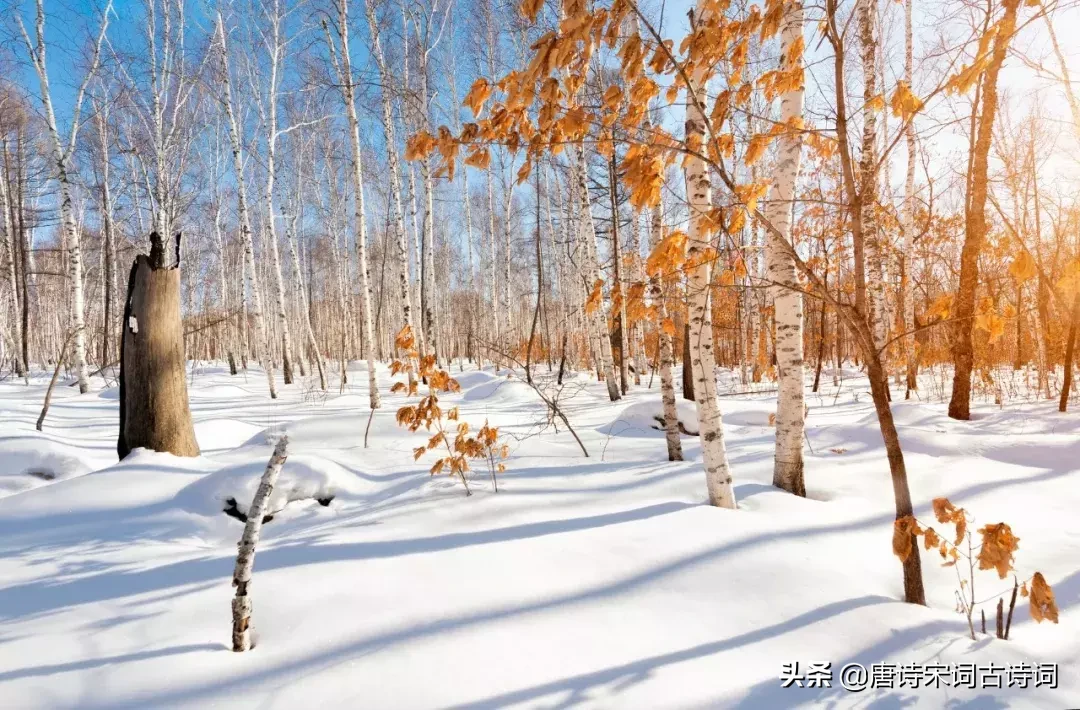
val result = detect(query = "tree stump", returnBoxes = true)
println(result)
[117,233,199,459]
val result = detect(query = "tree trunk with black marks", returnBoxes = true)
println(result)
[117,233,199,460]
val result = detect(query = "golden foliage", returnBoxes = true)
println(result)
[520,0,544,21]
[647,230,688,277]
[976,523,1019,579]
[923,526,941,552]
[463,78,493,117]
[744,132,771,166]
[1056,260,1080,297]
[584,278,604,314]
[893,515,921,562]
[405,132,436,161]
[889,81,923,120]
[1029,572,1059,623]
[1008,251,1037,282]
[926,294,952,321]
[932,496,967,544]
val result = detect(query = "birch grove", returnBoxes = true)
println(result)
[0,0,1077,615]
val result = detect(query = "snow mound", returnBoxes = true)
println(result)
[242,412,401,450]
[721,402,776,427]
[822,366,863,379]
[0,436,93,497]
[452,370,501,390]
[193,418,266,452]
[188,383,255,399]
[610,397,699,435]
[461,378,538,405]
[177,451,365,518]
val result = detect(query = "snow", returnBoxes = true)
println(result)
[611,396,701,435]
[0,434,94,496]
[0,364,1077,708]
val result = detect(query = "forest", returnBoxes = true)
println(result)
[0,0,1078,705]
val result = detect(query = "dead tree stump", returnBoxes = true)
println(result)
[117,233,199,459]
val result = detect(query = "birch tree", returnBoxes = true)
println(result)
[215,12,277,398]
[360,0,418,381]
[17,0,112,393]
[326,0,382,407]
[682,0,735,509]
[763,0,807,497]
[900,0,918,397]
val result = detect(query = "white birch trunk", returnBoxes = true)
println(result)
[502,173,515,353]
[216,13,277,399]
[649,200,683,461]
[860,0,887,354]
[260,11,296,385]
[685,0,735,508]
[764,0,807,496]
[285,202,326,391]
[330,0,380,407]
[17,0,111,393]
[901,0,918,395]
[573,146,620,401]
[360,0,417,379]
[231,435,289,652]
[487,165,500,367]
[0,155,23,377]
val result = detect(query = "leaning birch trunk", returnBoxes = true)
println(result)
[685,0,735,509]
[898,0,915,393]
[17,0,111,395]
[649,201,683,462]
[95,101,119,370]
[216,14,277,399]
[764,0,807,497]
[859,0,886,355]
[901,0,918,397]
[487,165,501,368]
[574,146,621,401]
[421,157,440,363]
[263,132,296,383]
[502,175,516,355]
[0,166,23,378]
[117,233,199,459]
[328,0,381,408]
[609,152,630,395]
[232,435,289,652]
[285,207,326,391]
[359,0,416,385]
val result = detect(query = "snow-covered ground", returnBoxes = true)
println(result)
[0,363,1077,708]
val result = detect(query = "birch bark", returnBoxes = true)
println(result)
[684,0,734,508]
[361,0,417,382]
[901,0,918,396]
[17,0,112,393]
[649,199,683,461]
[764,0,807,496]
[574,146,621,401]
[328,0,381,407]
[215,13,277,398]
[231,436,289,652]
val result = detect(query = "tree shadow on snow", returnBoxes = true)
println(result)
[0,642,226,683]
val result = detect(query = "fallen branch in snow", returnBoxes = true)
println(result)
[232,435,289,652]
[473,337,590,458]
[37,331,74,431]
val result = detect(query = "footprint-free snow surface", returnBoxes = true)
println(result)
[1,364,1077,708]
